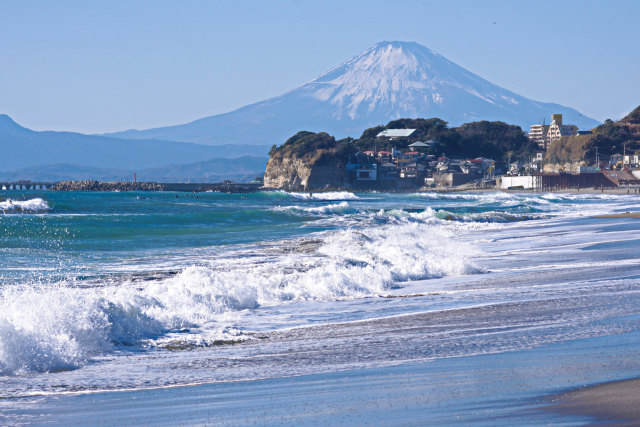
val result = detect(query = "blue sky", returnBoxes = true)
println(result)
[1,0,639,134]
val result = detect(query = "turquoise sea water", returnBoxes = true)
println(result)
[2,189,640,424]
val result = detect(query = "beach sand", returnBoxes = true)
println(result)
[430,186,640,195]
[6,328,640,426]
[546,378,640,426]
[595,212,640,218]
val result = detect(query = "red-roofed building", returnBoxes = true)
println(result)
[377,151,392,162]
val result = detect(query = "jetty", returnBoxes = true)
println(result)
[48,180,264,193]
[0,181,56,190]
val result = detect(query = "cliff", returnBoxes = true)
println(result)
[264,157,348,190]
[263,132,349,190]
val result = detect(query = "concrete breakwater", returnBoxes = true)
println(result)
[51,180,264,193]
[52,180,163,191]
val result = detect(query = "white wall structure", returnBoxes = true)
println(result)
[499,175,542,190]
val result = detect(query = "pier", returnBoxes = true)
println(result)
[47,180,265,193]
[0,181,56,190]
[159,182,263,192]
[1,180,266,192]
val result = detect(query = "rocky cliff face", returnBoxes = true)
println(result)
[264,156,348,190]
[264,157,311,190]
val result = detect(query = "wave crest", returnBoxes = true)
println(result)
[0,217,481,375]
[286,191,359,200]
[273,201,353,215]
[0,198,50,212]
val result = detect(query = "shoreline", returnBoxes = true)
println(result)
[3,193,640,425]
[595,212,640,218]
[545,377,640,425]
[3,180,640,195]
[7,330,640,426]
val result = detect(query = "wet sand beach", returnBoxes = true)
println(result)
[6,329,640,426]
[547,378,640,426]
[595,211,640,218]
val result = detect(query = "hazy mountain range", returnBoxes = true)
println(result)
[0,114,268,172]
[106,41,600,146]
[0,157,267,183]
[1,40,600,180]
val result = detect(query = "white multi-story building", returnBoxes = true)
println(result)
[529,124,550,149]
[547,114,578,141]
[529,114,578,150]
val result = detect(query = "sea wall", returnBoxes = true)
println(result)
[51,180,263,193]
[52,180,163,191]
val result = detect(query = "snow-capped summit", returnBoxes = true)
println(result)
[301,41,517,122]
[107,41,599,146]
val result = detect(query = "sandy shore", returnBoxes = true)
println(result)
[500,187,640,195]
[547,378,640,426]
[7,328,640,425]
[595,212,640,218]
[428,186,640,195]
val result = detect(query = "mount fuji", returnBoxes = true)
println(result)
[107,41,599,146]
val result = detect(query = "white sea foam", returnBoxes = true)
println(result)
[286,191,359,200]
[0,216,480,375]
[434,209,547,223]
[0,198,50,212]
[274,201,353,215]
[416,192,515,201]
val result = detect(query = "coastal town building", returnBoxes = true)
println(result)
[347,146,496,188]
[376,129,416,139]
[547,114,578,141]
[377,151,393,162]
[528,124,550,149]
[529,114,578,150]
[407,141,431,150]
[396,151,420,167]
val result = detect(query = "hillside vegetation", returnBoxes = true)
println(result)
[546,105,640,164]
[269,118,537,167]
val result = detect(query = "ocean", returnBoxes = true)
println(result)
[2,189,640,425]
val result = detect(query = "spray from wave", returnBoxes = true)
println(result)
[273,201,354,215]
[0,212,481,375]
[286,191,359,200]
[0,198,50,212]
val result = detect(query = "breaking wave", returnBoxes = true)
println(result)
[286,191,359,200]
[0,217,480,375]
[273,201,354,215]
[0,198,50,212]
[433,210,547,223]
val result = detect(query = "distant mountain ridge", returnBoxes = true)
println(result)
[0,156,267,183]
[0,114,269,171]
[106,41,600,146]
